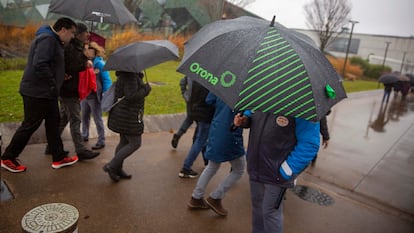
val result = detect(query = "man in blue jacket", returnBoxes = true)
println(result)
[233,112,320,233]
[1,18,79,173]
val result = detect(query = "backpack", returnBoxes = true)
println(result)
[101,81,124,112]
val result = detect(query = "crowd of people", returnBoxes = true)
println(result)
[1,17,335,233]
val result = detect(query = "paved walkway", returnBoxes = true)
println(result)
[1,90,414,233]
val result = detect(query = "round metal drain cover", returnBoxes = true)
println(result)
[21,203,79,233]
[292,185,334,206]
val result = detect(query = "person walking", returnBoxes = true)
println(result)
[382,83,393,103]
[103,71,151,182]
[188,93,245,216]
[1,18,79,172]
[233,112,320,233]
[171,76,194,149]
[81,42,112,150]
[178,81,214,178]
[54,22,99,160]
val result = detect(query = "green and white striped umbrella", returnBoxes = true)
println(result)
[177,16,346,121]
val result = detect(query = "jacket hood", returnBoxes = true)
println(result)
[35,25,61,42]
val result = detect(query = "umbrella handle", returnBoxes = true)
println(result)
[144,70,149,83]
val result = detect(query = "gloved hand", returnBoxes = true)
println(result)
[48,78,58,97]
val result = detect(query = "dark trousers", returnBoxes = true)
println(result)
[2,95,65,162]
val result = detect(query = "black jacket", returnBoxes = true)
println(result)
[19,25,65,99]
[60,38,88,98]
[188,81,214,123]
[108,72,151,135]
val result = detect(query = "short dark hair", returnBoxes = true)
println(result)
[53,17,77,32]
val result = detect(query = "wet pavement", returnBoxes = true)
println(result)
[1,90,414,233]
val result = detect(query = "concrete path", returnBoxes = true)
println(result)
[1,90,414,233]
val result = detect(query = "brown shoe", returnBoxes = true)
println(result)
[205,197,228,216]
[188,197,209,209]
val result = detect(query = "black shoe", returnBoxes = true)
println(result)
[171,134,180,149]
[44,145,69,156]
[83,137,89,142]
[103,164,120,182]
[178,168,198,178]
[77,150,100,161]
[92,144,105,150]
[118,169,132,179]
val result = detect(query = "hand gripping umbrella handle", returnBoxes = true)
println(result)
[230,110,252,131]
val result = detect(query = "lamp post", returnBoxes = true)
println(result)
[381,41,391,71]
[342,20,359,78]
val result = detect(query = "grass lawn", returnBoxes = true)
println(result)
[0,61,382,123]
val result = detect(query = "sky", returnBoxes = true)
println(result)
[244,0,414,37]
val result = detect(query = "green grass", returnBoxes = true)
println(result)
[0,64,382,123]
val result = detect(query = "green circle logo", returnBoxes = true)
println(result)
[220,71,236,87]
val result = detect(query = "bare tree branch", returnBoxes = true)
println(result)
[304,0,351,51]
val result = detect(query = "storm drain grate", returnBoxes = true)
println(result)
[292,185,334,206]
[1,179,14,202]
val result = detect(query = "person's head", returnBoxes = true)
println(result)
[86,41,106,59]
[75,22,90,43]
[52,17,77,44]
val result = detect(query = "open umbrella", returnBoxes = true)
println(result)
[48,0,137,26]
[104,40,179,73]
[378,73,399,84]
[177,16,346,122]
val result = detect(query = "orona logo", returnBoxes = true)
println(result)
[189,62,236,87]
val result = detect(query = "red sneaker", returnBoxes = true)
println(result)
[52,155,79,169]
[1,159,26,173]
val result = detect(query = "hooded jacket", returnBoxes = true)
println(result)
[19,25,65,99]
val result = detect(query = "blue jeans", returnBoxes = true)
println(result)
[192,156,245,199]
[250,181,285,233]
[81,94,105,146]
[182,121,210,170]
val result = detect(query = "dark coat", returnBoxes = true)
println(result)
[107,72,151,135]
[60,38,88,98]
[243,113,320,188]
[19,25,65,99]
[188,81,214,123]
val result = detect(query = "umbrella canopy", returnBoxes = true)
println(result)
[406,74,414,85]
[177,16,346,122]
[104,40,179,73]
[48,0,137,25]
[379,72,409,84]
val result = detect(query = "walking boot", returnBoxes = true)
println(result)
[205,197,228,216]
[171,134,181,149]
[188,197,209,209]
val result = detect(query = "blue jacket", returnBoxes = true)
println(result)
[93,56,112,93]
[204,93,245,162]
[243,112,320,187]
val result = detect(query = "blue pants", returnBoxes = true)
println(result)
[81,94,105,146]
[250,180,285,233]
[182,121,210,170]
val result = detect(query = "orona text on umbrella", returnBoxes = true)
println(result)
[189,62,237,88]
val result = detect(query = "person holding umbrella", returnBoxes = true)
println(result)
[233,113,320,233]
[104,71,151,182]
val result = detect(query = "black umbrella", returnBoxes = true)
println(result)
[177,16,346,122]
[48,0,137,26]
[405,74,414,85]
[378,74,399,84]
[104,40,179,73]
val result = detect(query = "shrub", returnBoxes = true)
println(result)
[350,56,392,79]
[326,56,363,80]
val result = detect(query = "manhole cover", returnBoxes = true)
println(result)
[21,203,79,233]
[292,185,334,206]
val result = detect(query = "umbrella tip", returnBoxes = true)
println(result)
[270,15,275,27]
